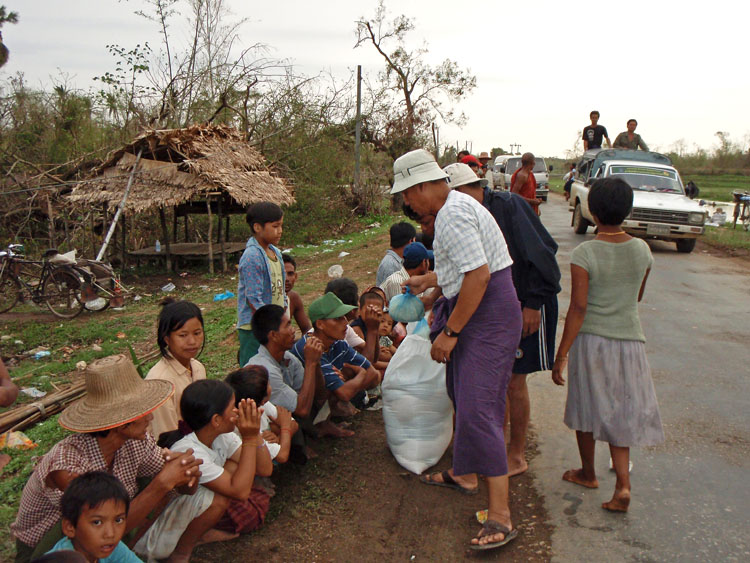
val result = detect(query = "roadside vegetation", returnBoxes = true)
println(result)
[0,218,399,559]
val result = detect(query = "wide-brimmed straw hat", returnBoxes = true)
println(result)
[59,354,173,433]
[391,149,449,194]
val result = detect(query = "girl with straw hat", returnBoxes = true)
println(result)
[12,355,204,563]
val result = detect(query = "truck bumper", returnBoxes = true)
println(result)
[622,220,704,240]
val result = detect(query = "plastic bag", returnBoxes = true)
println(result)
[381,334,453,474]
[388,287,425,323]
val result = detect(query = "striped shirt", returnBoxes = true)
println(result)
[290,334,371,391]
[434,190,513,298]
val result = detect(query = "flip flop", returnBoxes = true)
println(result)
[419,470,478,495]
[470,519,518,551]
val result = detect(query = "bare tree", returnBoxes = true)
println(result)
[355,0,476,159]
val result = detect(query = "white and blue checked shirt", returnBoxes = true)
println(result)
[434,190,513,299]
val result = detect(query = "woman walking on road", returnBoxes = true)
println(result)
[552,177,664,512]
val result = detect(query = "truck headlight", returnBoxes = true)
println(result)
[689,212,705,224]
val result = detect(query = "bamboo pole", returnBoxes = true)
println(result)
[218,196,227,272]
[158,207,172,272]
[206,196,214,274]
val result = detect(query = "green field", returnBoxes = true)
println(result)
[680,174,750,202]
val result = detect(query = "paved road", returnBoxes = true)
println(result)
[528,194,750,562]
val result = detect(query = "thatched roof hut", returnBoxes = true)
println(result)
[68,124,294,212]
[67,124,295,272]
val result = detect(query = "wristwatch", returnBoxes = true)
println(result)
[443,326,460,338]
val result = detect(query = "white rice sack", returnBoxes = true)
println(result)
[382,334,453,474]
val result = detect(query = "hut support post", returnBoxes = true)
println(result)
[218,196,227,272]
[184,215,189,242]
[206,196,214,274]
[97,148,143,261]
[120,214,127,268]
[158,207,172,272]
[173,211,178,242]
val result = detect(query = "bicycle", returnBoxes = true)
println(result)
[0,244,85,319]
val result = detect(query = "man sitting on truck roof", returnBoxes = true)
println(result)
[613,119,649,151]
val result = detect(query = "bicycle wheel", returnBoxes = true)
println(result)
[0,272,21,313]
[43,269,85,319]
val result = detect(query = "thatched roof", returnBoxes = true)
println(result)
[67,124,295,212]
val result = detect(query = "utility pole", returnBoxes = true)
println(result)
[354,65,362,196]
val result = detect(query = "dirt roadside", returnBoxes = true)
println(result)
[193,412,553,562]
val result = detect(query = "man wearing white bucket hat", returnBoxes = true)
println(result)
[444,162,561,479]
[396,149,522,551]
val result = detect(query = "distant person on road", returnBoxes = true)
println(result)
[444,163,561,478]
[551,177,664,514]
[478,151,492,177]
[613,119,649,151]
[376,222,417,286]
[510,153,542,215]
[563,163,576,201]
[582,110,611,151]
[460,154,483,177]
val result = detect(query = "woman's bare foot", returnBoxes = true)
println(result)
[602,489,630,512]
[196,528,239,546]
[330,400,359,418]
[562,468,598,489]
[315,419,355,438]
[507,458,528,477]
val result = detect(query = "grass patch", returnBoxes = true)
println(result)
[0,214,400,558]
[702,225,750,251]
[682,174,750,202]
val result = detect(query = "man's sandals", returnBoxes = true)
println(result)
[470,519,518,551]
[419,470,478,495]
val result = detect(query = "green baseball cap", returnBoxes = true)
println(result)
[308,293,357,324]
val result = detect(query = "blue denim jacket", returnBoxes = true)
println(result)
[237,237,286,328]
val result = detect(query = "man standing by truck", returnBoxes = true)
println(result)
[582,110,611,150]
[510,153,541,215]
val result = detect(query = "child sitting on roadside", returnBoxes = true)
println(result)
[46,471,142,562]
[282,254,312,334]
[136,380,271,561]
[349,291,384,367]
[378,313,398,363]
[225,365,299,465]
[146,298,206,440]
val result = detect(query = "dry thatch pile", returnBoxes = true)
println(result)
[67,124,295,212]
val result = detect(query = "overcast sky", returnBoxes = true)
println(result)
[7,0,750,158]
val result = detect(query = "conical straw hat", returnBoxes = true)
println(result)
[59,354,173,433]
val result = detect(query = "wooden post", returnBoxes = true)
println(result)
[158,207,172,272]
[354,64,362,198]
[46,195,56,248]
[63,209,70,250]
[206,196,214,274]
[218,196,227,272]
[173,211,178,242]
[101,204,108,260]
[184,215,189,241]
[120,213,127,268]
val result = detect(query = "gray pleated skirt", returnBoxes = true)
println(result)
[564,333,664,447]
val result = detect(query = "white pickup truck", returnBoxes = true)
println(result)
[569,149,707,253]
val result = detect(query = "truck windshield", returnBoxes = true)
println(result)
[505,158,547,174]
[608,165,684,194]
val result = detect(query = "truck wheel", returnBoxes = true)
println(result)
[676,238,696,253]
[573,203,590,234]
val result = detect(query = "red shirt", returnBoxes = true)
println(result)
[511,169,539,214]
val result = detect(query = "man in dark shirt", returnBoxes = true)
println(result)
[445,162,561,477]
[582,110,611,150]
